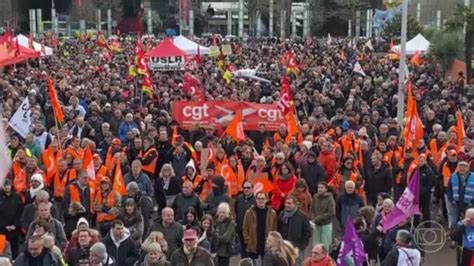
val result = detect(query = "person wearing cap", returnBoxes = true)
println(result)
[446,160,474,231]
[93,176,122,236]
[25,173,50,205]
[170,228,214,266]
[0,179,23,259]
[89,242,115,266]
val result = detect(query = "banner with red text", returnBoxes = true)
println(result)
[172,101,287,131]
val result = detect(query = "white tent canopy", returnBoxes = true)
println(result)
[173,35,209,55]
[15,34,53,56]
[392,33,430,56]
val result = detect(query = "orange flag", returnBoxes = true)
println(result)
[285,110,300,144]
[47,79,65,123]
[456,111,466,151]
[225,110,246,142]
[82,146,96,181]
[410,51,421,66]
[112,159,126,196]
[171,126,178,146]
[252,177,275,194]
[403,82,424,154]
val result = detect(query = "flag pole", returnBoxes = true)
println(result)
[396,0,408,124]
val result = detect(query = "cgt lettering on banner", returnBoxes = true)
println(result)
[183,104,210,120]
[259,108,283,122]
[149,56,185,71]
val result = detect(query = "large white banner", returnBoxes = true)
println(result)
[8,97,31,138]
[149,56,185,71]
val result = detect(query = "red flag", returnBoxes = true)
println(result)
[225,110,246,142]
[82,146,96,180]
[171,127,178,146]
[136,35,146,75]
[183,72,204,101]
[47,79,65,123]
[403,82,424,154]
[96,33,109,49]
[410,50,421,66]
[277,75,293,116]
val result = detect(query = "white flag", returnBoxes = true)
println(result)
[327,33,332,45]
[0,120,12,188]
[353,62,366,77]
[365,39,373,51]
[8,97,31,138]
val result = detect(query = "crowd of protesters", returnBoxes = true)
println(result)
[0,31,473,266]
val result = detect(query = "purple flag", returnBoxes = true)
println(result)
[382,170,420,232]
[337,217,368,266]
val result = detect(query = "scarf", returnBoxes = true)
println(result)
[281,208,297,224]
[29,184,44,199]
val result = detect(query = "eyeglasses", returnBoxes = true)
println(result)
[243,186,252,189]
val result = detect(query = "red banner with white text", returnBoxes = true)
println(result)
[172,101,286,131]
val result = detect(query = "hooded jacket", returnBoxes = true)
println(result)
[102,227,139,266]
[203,176,230,216]
[300,158,326,195]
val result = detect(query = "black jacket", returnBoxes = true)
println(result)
[13,250,59,266]
[66,245,90,266]
[277,209,312,251]
[102,231,139,266]
[234,194,256,230]
[364,162,393,202]
[419,164,436,197]
[0,190,23,234]
[262,250,288,266]
[300,161,326,195]
[171,193,202,221]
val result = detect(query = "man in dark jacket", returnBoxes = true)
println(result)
[65,228,93,265]
[300,152,326,195]
[203,176,230,216]
[364,150,393,206]
[102,220,138,266]
[171,181,202,221]
[170,229,214,266]
[336,181,364,230]
[382,229,421,266]
[414,154,436,227]
[278,196,312,265]
[150,207,184,258]
[234,182,256,258]
[451,208,474,266]
[0,179,23,258]
[14,235,59,266]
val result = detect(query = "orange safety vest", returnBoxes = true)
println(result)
[140,147,158,175]
[181,175,202,189]
[273,132,287,143]
[93,165,108,189]
[220,163,245,197]
[66,146,84,160]
[42,148,62,188]
[340,134,360,158]
[69,182,95,213]
[53,169,76,198]
[395,160,418,185]
[95,191,117,223]
[197,177,212,202]
[12,161,27,194]
[442,163,454,188]
[105,148,124,176]
[430,139,446,168]
[0,234,6,254]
